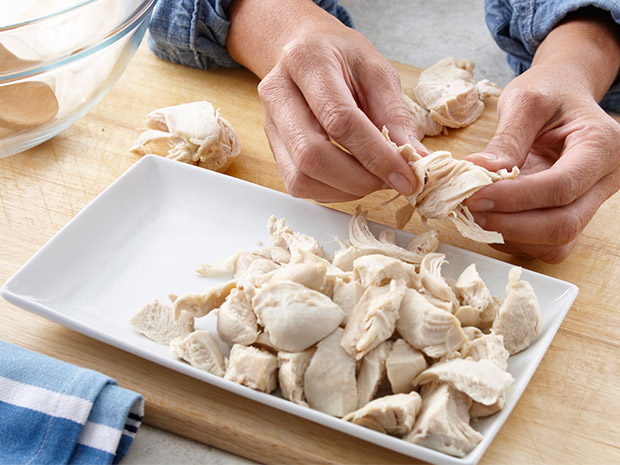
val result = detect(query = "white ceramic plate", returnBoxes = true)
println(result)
[1,155,579,465]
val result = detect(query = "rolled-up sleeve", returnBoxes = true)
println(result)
[148,0,354,70]
[485,0,620,111]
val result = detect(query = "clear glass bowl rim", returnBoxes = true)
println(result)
[0,0,157,83]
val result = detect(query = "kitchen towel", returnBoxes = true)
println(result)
[0,340,144,464]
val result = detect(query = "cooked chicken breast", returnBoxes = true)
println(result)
[492,267,542,354]
[357,340,393,408]
[252,281,345,352]
[419,253,460,313]
[341,280,407,360]
[130,298,194,345]
[170,330,226,376]
[396,289,467,358]
[173,280,236,320]
[216,287,258,347]
[130,101,240,172]
[278,348,315,407]
[224,344,278,393]
[353,254,418,288]
[461,333,509,371]
[386,339,428,393]
[331,278,366,325]
[402,93,444,138]
[343,392,422,436]
[304,328,358,417]
[413,358,514,406]
[405,382,483,457]
[454,263,497,328]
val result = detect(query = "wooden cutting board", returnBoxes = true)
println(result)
[1,40,619,465]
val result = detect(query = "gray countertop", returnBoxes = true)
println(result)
[123,1,514,463]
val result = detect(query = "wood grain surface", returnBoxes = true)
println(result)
[1,40,619,465]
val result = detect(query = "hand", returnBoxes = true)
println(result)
[465,8,620,263]
[227,0,425,203]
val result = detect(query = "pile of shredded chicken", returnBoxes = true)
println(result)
[403,57,502,139]
[130,209,542,458]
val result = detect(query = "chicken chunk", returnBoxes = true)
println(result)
[331,278,366,325]
[278,349,315,407]
[216,288,258,347]
[461,333,509,371]
[492,267,542,354]
[353,254,418,288]
[173,280,236,321]
[304,328,358,417]
[454,263,497,328]
[224,344,278,393]
[402,93,444,138]
[386,339,428,393]
[412,57,499,129]
[419,253,460,313]
[130,101,240,172]
[405,382,483,457]
[413,358,514,406]
[341,280,407,360]
[357,340,393,408]
[252,281,345,352]
[170,330,226,376]
[130,298,194,344]
[343,393,422,436]
[396,289,467,359]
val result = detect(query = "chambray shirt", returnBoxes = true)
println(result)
[485,0,620,112]
[148,0,620,112]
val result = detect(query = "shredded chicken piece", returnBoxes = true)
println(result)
[341,280,407,360]
[405,382,483,457]
[130,101,240,172]
[386,339,428,393]
[304,328,358,417]
[130,298,194,344]
[170,330,226,376]
[357,340,393,408]
[331,278,366,326]
[419,253,460,313]
[344,393,422,436]
[173,280,236,320]
[216,288,258,347]
[492,267,542,354]
[413,358,514,406]
[385,129,518,244]
[224,344,278,393]
[252,281,345,352]
[396,288,467,359]
[278,349,315,407]
[353,254,419,288]
[461,333,509,371]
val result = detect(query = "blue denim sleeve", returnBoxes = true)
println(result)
[148,0,353,70]
[485,0,620,112]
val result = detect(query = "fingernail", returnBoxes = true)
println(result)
[467,199,495,211]
[471,152,497,161]
[388,172,414,196]
[471,212,486,227]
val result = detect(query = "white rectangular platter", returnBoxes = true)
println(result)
[1,155,579,465]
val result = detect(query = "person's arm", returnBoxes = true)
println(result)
[466,7,620,263]
[226,0,425,203]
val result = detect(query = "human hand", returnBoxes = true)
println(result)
[465,64,620,263]
[227,0,426,203]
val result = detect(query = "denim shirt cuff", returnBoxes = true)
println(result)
[148,0,354,71]
[485,0,620,112]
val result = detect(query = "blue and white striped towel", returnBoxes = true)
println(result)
[0,340,144,464]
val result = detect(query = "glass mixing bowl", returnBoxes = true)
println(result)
[0,0,157,158]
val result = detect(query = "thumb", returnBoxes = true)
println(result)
[465,90,549,171]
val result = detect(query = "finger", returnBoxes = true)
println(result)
[263,115,361,203]
[467,126,620,213]
[489,239,578,264]
[470,170,619,245]
[259,68,383,197]
[465,88,555,172]
[283,53,417,196]
[351,59,429,153]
